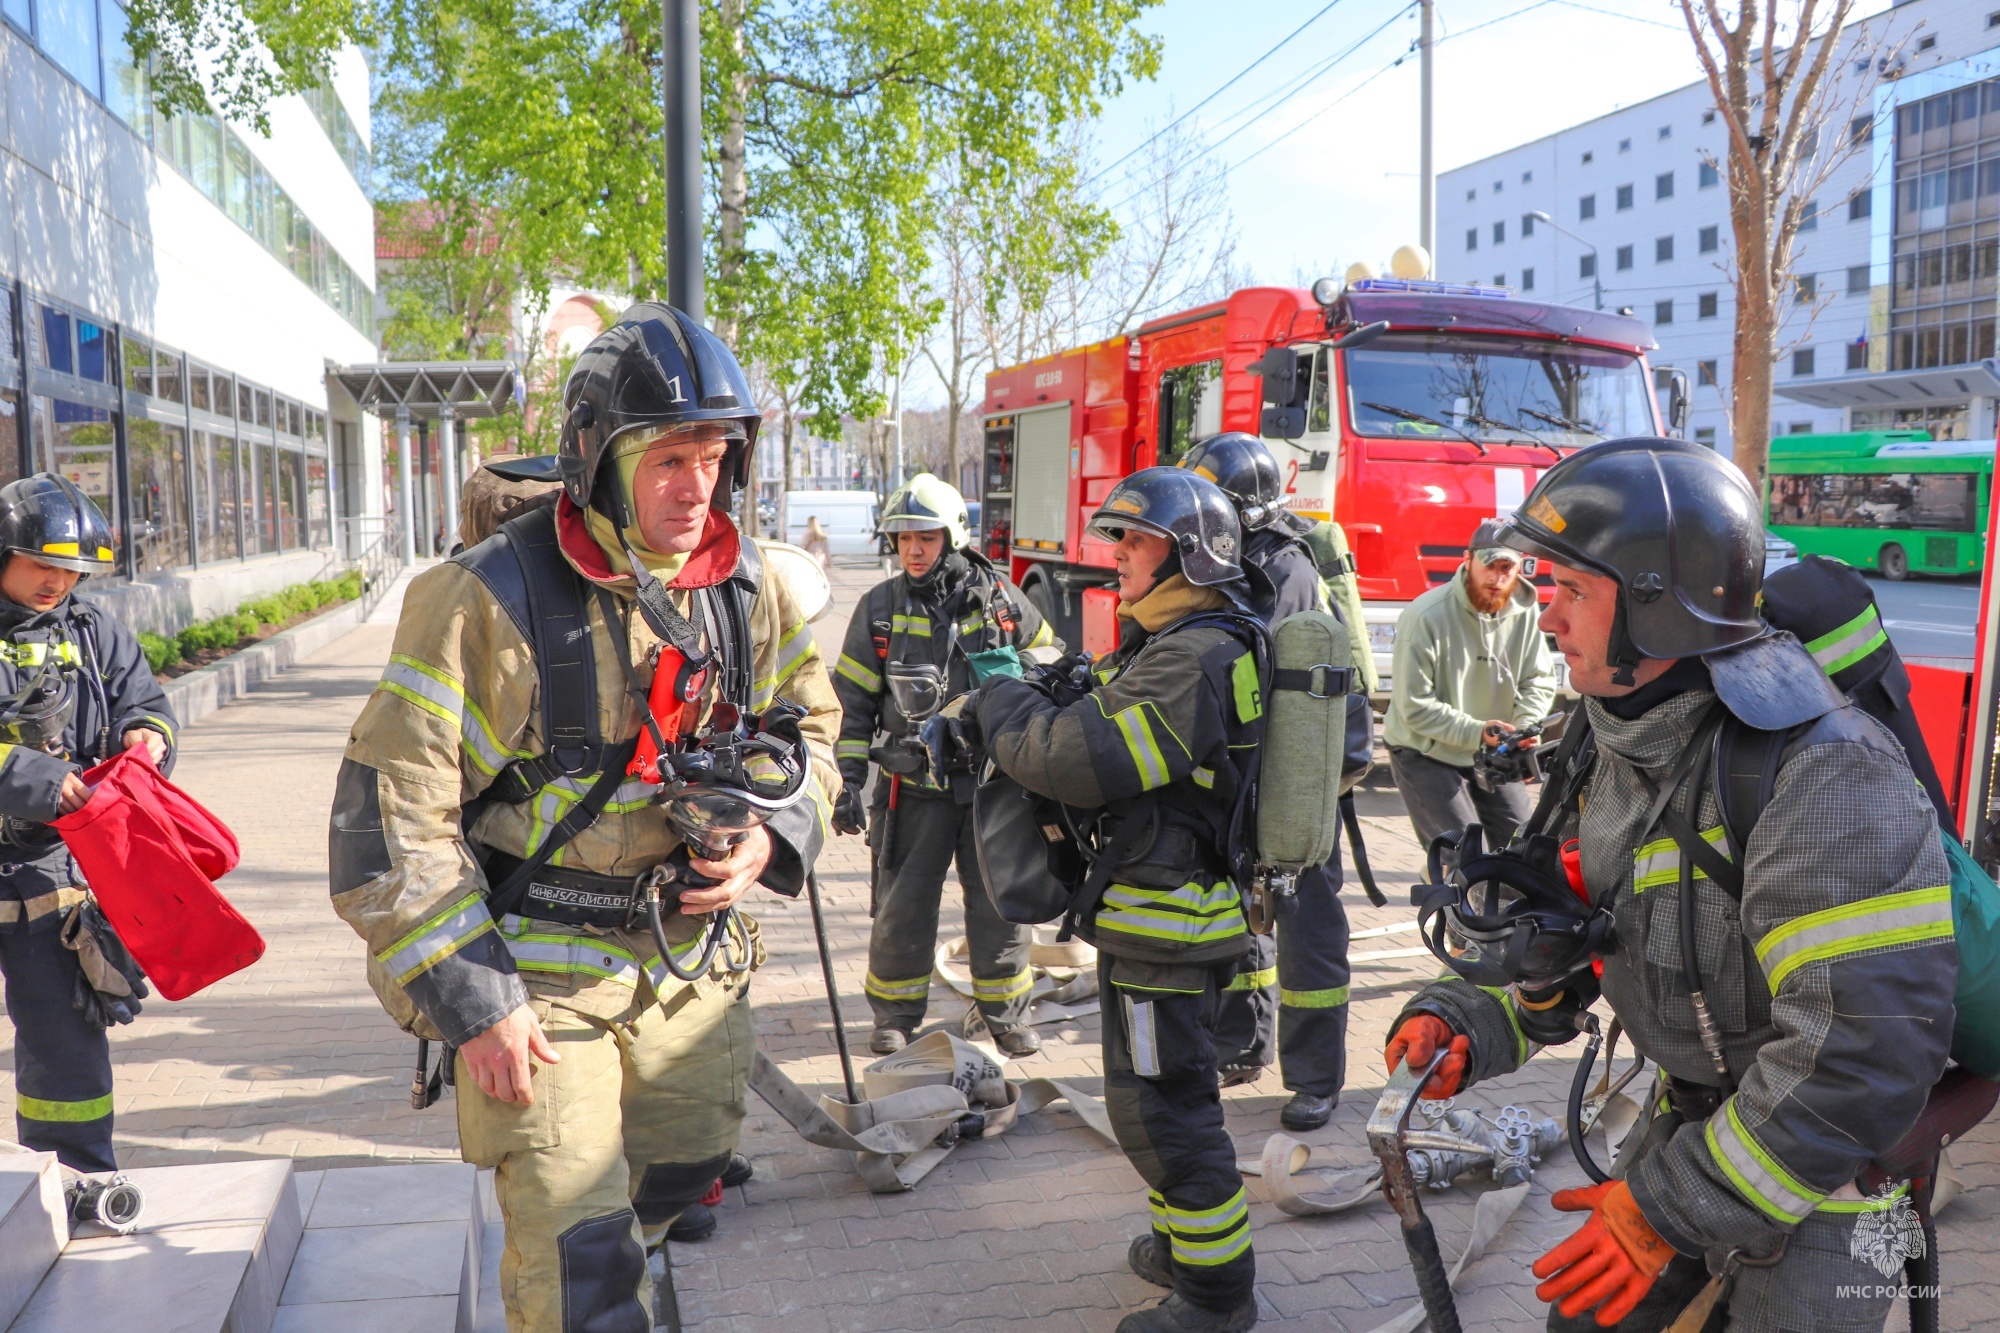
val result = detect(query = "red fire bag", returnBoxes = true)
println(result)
[54,749,262,1000]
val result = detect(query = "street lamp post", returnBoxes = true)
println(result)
[1528,210,1600,311]
[663,0,703,319]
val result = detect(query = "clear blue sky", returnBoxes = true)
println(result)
[1080,0,1894,286]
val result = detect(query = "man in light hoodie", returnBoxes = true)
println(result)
[1384,519,1557,851]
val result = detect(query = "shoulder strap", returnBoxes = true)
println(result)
[1714,714,1794,871]
[484,736,641,918]
[455,507,602,802]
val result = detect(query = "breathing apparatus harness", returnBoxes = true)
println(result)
[0,615,107,846]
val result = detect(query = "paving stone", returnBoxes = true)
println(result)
[270,1294,459,1333]
[0,1155,62,1331]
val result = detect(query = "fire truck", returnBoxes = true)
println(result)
[979,278,1671,690]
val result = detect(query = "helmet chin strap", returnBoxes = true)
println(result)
[1605,596,1644,688]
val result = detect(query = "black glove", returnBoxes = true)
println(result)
[832,785,867,837]
[60,901,149,1028]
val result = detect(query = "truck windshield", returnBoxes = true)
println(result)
[1344,333,1653,447]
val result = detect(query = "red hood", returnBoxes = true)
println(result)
[556,495,743,590]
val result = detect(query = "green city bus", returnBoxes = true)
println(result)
[1765,430,1992,580]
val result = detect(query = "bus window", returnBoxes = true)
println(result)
[1769,472,1978,531]
[1159,359,1223,466]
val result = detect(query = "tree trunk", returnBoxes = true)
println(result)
[713,0,749,346]
[781,408,795,540]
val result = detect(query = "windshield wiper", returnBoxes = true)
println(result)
[1484,411,1566,461]
[1360,401,1489,456]
[1520,408,1602,446]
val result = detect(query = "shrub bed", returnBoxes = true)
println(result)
[137,569,364,676]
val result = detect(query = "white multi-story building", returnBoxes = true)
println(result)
[1439,0,2000,458]
[1,0,383,631]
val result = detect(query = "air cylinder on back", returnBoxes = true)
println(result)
[1256,609,1352,872]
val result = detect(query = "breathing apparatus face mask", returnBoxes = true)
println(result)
[886,661,948,724]
[1412,827,1612,990]
[0,636,79,753]
[654,704,813,857]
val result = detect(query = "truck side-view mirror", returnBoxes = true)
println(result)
[1256,346,1306,440]
[1663,368,1691,437]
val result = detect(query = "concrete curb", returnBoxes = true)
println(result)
[161,599,368,731]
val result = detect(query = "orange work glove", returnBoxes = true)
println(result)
[1382,1014,1470,1098]
[1531,1180,1679,1327]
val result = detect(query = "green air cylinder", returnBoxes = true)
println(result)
[1256,609,1351,873]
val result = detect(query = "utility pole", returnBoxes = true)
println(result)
[663,0,703,319]
[1418,0,1435,259]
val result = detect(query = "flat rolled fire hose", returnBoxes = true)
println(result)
[750,1031,1116,1192]
[932,933,1102,1027]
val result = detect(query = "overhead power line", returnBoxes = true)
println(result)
[1082,0,1357,190]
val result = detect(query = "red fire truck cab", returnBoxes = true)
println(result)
[980,279,1665,688]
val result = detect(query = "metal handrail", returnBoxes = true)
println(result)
[337,517,405,621]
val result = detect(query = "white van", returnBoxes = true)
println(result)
[784,491,879,558]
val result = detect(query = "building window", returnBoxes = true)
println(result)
[1847,264,1870,293]
[1850,114,1874,144]
[1798,199,1818,230]
[1582,150,1594,164]
[1656,235,1675,262]
[1522,212,1536,237]
[1579,194,1597,220]
[1493,274,1506,287]
[1580,253,1597,279]
[1619,137,1632,152]
[1793,347,1816,376]
[1657,171,1675,200]
[1795,273,1817,303]
[1848,188,1872,220]
[1695,427,1717,445]
[1989,10,2000,27]
[1699,224,1720,253]
[1493,220,1505,244]
[1522,170,1533,183]
[1702,109,1716,126]
[1616,183,1634,210]
[1658,125,1672,140]
[1466,228,1478,252]
[1699,161,1720,188]
[1493,180,1504,194]
[1615,244,1633,270]
[1918,35,1937,52]
[1698,359,1718,386]
[1466,188,1476,201]
[1699,291,1718,318]
[1847,341,1869,371]
[1788,422,1813,434]
[1521,267,1535,291]
[1655,299,1674,324]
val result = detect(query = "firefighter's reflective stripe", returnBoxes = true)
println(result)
[1125,994,1161,1076]
[1754,884,1954,992]
[836,653,882,692]
[1706,1097,1824,1224]
[380,653,523,777]
[132,711,176,745]
[865,971,932,1001]
[1096,880,1247,948]
[1631,827,1728,893]
[1806,605,1889,676]
[0,641,80,668]
[1151,1188,1252,1267]
[1477,984,1530,1065]
[525,773,664,861]
[890,614,932,639]
[836,739,871,763]
[1100,699,1185,792]
[1280,985,1349,1009]
[971,968,1035,1003]
[754,620,821,710]
[495,915,706,986]
[1190,766,1215,790]
[1816,1182,1910,1213]
[377,892,497,984]
[17,1092,111,1122]
[1227,966,1276,992]
[1025,620,1056,650]
[1229,652,1261,724]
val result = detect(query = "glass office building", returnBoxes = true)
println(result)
[0,0,380,621]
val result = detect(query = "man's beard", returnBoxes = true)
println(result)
[1464,573,1514,614]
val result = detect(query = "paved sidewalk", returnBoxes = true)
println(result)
[0,553,1989,1330]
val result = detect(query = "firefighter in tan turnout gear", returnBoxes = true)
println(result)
[329,304,838,1333]
[829,472,1058,1057]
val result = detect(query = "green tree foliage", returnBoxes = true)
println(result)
[123,0,368,128]
[373,0,1160,428]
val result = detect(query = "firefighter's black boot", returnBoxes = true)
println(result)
[1115,1293,1258,1332]
[1128,1233,1174,1288]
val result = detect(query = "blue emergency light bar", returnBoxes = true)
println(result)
[1348,278,1514,299]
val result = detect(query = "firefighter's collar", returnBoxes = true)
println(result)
[1117,574,1227,632]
